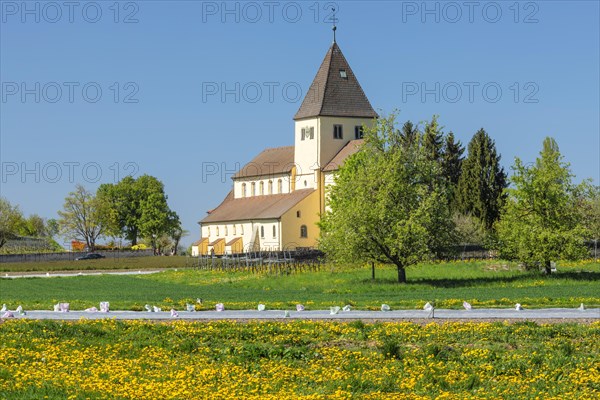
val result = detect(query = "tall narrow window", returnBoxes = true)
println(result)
[207,227,211,236]
[355,126,364,139]
[278,179,283,193]
[334,125,343,139]
[309,127,314,139]
[301,128,306,141]
[216,227,220,237]
[240,225,244,235]
[260,226,265,238]
[251,182,256,196]
[225,226,228,236]
[296,211,301,218]
[272,225,276,238]
[300,225,308,238]
[242,183,247,198]
[268,180,273,195]
[259,181,264,195]
[233,225,237,235]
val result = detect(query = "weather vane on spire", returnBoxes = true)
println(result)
[330,7,338,43]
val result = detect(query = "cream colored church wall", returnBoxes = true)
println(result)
[280,190,321,249]
[317,116,375,169]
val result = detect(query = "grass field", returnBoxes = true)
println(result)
[1,260,599,311]
[0,319,598,399]
[0,256,188,273]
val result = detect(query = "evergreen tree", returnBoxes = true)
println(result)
[442,132,465,208]
[423,115,444,163]
[399,120,418,150]
[456,128,507,230]
[442,132,464,186]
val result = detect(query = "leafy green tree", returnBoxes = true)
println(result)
[453,212,486,245]
[97,175,180,248]
[58,185,104,251]
[578,185,600,244]
[19,214,48,237]
[0,197,24,249]
[456,128,507,230]
[133,175,180,253]
[97,176,140,244]
[46,218,60,238]
[496,137,589,273]
[319,113,455,283]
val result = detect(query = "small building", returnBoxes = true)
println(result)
[196,38,377,255]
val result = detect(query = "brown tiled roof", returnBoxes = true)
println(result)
[323,139,364,172]
[200,189,315,223]
[294,43,378,120]
[233,146,295,179]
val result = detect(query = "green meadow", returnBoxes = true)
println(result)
[1,260,598,311]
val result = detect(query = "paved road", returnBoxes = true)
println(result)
[5,308,599,321]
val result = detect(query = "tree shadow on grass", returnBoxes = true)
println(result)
[361,271,600,288]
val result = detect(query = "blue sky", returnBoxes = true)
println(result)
[1,0,599,247]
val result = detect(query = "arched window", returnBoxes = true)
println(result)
[242,183,247,198]
[216,227,220,237]
[260,226,265,238]
[225,226,228,236]
[251,182,256,196]
[268,180,273,195]
[233,225,237,235]
[272,225,276,238]
[240,225,244,235]
[278,179,283,193]
[207,227,211,236]
[259,181,264,195]
[300,225,308,238]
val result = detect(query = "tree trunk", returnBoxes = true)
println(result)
[397,264,406,283]
[544,260,552,275]
[371,261,375,280]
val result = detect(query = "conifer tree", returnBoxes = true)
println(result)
[456,128,507,230]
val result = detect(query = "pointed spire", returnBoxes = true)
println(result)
[294,43,378,120]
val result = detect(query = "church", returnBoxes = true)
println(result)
[193,37,377,256]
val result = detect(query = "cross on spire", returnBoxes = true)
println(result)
[330,7,338,43]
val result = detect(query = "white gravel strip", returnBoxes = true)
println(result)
[2,270,163,279]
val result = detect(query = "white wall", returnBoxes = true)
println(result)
[201,219,282,252]
[233,173,292,199]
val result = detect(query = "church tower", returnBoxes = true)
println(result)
[293,41,378,190]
